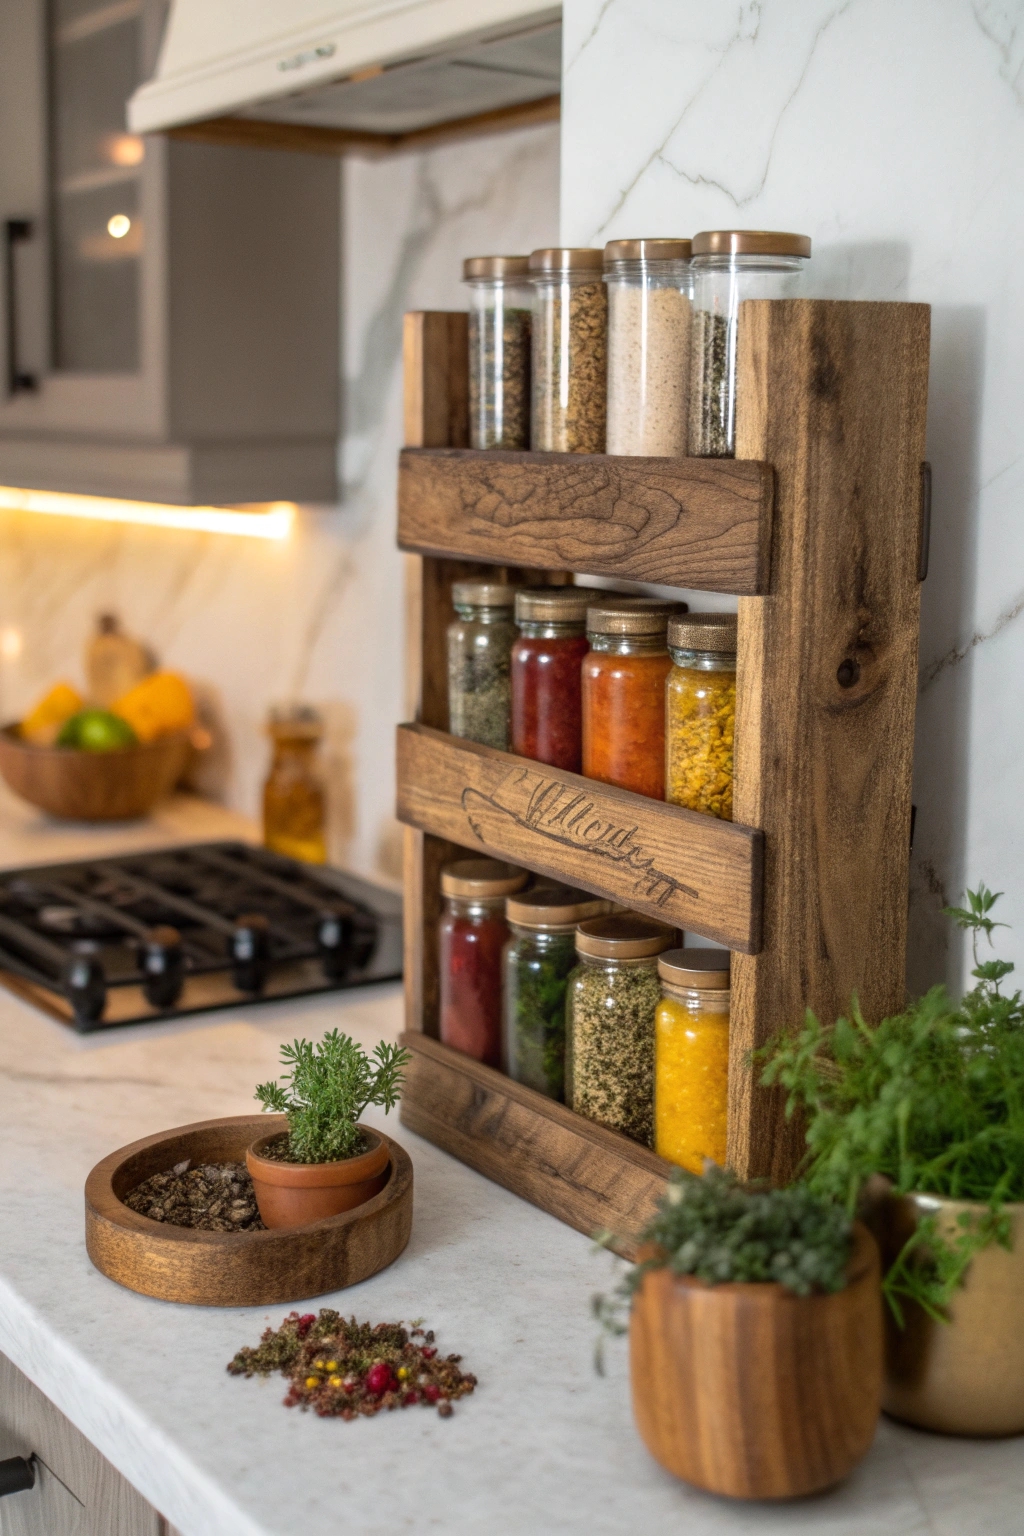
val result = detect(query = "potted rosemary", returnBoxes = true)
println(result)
[761,886,1024,1436]
[247,1031,410,1230]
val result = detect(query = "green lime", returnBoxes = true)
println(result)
[57,709,138,752]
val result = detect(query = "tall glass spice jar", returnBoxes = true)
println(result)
[439,859,528,1067]
[566,914,675,1146]
[604,238,692,457]
[688,230,811,458]
[582,598,685,800]
[262,704,327,863]
[511,585,592,771]
[655,948,731,1173]
[463,255,532,450]
[503,884,612,1100]
[447,580,517,750]
[666,612,738,820]
[529,248,607,453]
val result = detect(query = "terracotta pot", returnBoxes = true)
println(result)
[246,1126,390,1230]
[629,1222,882,1500]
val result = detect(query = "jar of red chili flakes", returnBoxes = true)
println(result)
[511,586,593,771]
[439,859,527,1067]
[582,598,686,799]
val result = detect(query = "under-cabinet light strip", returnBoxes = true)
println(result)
[0,486,294,540]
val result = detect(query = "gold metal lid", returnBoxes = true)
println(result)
[451,580,516,609]
[528,247,605,274]
[658,948,731,988]
[667,612,738,653]
[575,914,675,959]
[691,230,811,259]
[462,255,530,281]
[515,586,593,624]
[586,596,687,638]
[441,859,528,898]
[603,238,692,263]
[506,884,613,929]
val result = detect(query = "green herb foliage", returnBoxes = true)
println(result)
[255,1030,409,1164]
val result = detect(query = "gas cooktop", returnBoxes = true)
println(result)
[0,842,401,1031]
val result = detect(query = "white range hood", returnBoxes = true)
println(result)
[128,0,561,139]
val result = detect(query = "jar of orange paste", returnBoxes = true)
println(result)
[581,598,685,799]
[654,947,731,1173]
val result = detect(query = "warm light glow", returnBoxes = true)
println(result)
[107,214,131,239]
[0,627,22,661]
[108,133,145,168]
[0,486,294,540]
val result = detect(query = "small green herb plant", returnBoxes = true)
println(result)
[255,1030,410,1164]
[760,885,1024,1323]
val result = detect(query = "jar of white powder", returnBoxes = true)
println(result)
[603,238,692,457]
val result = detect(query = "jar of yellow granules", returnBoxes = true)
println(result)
[655,948,731,1172]
[665,612,737,819]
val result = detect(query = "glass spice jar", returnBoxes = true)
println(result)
[439,859,528,1067]
[566,914,675,1146]
[604,238,692,457]
[511,585,592,771]
[665,612,738,820]
[688,230,811,458]
[529,247,607,453]
[503,884,612,1100]
[655,948,731,1173]
[463,255,532,450]
[582,598,685,800]
[262,704,327,864]
[447,580,517,750]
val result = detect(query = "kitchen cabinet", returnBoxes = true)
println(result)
[0,0,339,506]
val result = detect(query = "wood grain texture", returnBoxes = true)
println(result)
[85,1116,413,1306]
[398,447,774,593]
[729,299,930,1181]
[629,1223,883,1499]
[398,1032,669,1258]
[0,727,189,822]
[403,314,468,450]
[397,722,763,951]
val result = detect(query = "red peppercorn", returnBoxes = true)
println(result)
[296,1314,316,1338]
[421,1346,437,1359]
[404,1390,419,1405]
[422,1383,440,1403]
[364,1362,394,1396]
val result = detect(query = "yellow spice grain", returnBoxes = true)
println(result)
[654,995,729,1173]
[665,665,735,819]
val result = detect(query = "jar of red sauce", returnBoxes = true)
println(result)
[582,598,686,799]
[511,586,592,771]
[438,858,528,1066]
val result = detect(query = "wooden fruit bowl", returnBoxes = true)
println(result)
[0,723,190,820]
[85,1115,414,1306]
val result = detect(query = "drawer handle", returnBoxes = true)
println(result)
[4,219,38,395]
[0,1454,36,1496]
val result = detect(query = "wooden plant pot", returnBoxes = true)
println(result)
[246,1125,391,1230]
[629,1223,882,1500]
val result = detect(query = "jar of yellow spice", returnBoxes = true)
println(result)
[665,612,737,819]
[655,948,731,1172]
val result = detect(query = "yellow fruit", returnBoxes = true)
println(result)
[20,682,84,746]
[112,671,193,743]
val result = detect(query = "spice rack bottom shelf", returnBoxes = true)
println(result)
[398,1032,671,1259]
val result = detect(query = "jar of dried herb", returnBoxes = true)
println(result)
[511,585,592,772]
[439,859,528,1067]
[566,914,675,1146]
[529,247,607,453]
[582,597,686,800]
[666,612,737,820]
[463,255,532,450]
[604,238,692,457]
[655,948,731,1173]
[503,884,612,1100]
[689,230,811,458]
[447,580,517,750]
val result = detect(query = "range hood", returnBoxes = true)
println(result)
[128,1,561,144]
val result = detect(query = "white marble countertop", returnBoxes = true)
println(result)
[0,787,1021,1536]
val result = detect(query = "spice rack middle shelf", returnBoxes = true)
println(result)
[396,723,763,953]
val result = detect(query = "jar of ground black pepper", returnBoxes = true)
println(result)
[503,884,612,1100]
[529,247,607,453]
[604,238,692,457]
[655,948,731,1173]
[511,585,592,771]
[463,255,532,450]
[689,230,811,458]
[448,580,517,749]
[566,914,675,1146]
[582,598,685,800]
[439,859,528,1067]
[666,612,737,820]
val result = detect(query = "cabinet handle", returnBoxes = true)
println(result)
[0,1455,36,1496]
[4,219,38,395]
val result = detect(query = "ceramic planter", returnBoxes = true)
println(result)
[246,1125,390,1230]
[629,1222,882,1500]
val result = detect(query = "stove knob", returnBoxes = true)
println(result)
[139,925,185,1010]
[230,914,270,993]
[317,909,354,980]
[63,954,106,1027]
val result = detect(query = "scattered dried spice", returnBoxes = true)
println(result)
[123,1159,264,1232]
[666,662,736,819]
[227,1312,477,1420]
[567,958,661,1146]
[505,928,577,1100]
[531,280,607,452]
[469,306,530,449]
[448,616,515,750]
[689,309,733,457]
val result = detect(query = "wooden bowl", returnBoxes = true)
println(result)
[85,1115,414,1306]
[0,723,190,820]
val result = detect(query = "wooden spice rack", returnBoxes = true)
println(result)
[396,301,930,1256]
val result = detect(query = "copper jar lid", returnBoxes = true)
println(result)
[603,238,692,264]
[658,947,731,989]
[587,596,687,638]
[441,860,528,899]
[515,586,594,624]
[528,247,605,275]
[691,230,811,259]
[575,914,675,960]
[506,884,613,930]
[451,580,516,609]
[462,255,531,281]
[667,612,738,654]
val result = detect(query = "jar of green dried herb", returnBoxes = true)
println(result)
[463,255,532,450]
[503,884,613,1100]
[448,580,517,750]
[566,913,675,1146]
[689,230,811,458]
[529,247,607,453]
